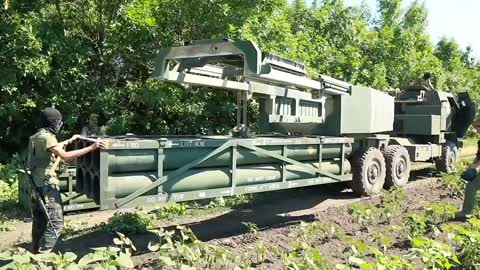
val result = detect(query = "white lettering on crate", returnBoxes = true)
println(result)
[172,193,184,200]
[179,141,206,147]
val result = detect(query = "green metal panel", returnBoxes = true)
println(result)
[116,175,352,209]
[106,144,349,173]
[404,105,441,115]
[322,96,342,135]
[403,144,442,162]
[394,114,441,135]
[340,86,394,134]
[394,89,457,135]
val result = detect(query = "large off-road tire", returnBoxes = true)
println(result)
[351,147,386,196]
[435,141,458,173]
[382,145,411,188]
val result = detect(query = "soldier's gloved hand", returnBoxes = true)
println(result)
[461,168,477,181]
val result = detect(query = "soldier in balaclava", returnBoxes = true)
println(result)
[27,107,106,253]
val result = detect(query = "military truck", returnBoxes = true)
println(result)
[18,39,475,212]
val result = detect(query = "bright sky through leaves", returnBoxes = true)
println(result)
[343,0,480,58]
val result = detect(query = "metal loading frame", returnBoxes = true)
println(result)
[110,136,354,210]
[62,169,99,211]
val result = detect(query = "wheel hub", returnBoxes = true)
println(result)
[395,159,406,179]
[368,163,380,184]
[448,153,456,171]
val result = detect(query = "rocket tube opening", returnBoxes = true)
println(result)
[84,142,93,168]
[92,149,100,168]
[92,175,100,204]
[91,148,100,178]
[83,171,92,198]
[75,168,84,193]
[77,141,85,165]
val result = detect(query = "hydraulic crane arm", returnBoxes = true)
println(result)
[152,39,351,96]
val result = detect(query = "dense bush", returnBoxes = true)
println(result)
[0,162,18,210]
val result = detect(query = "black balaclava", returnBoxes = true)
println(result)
[40,107,64,134]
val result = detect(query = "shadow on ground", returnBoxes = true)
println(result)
[13,168,437,260]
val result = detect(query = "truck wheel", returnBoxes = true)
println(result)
[383,146,411,188]
[435,142,458,173]
[351,147,386,196]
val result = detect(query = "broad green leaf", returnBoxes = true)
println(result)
[112,238,122,245]
[0,252,11,260]
[78,253,106,266]
[12,254,30,264]
[63,252,78,262]
[116,253,134,268]
[348,256,366,266]
[148,242,160,252]
[108,247,120,253]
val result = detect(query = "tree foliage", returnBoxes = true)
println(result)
[1,0,479,162]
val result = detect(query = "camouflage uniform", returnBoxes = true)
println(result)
[80,113,105,137]
[27,128,63,253]
[461,140,480,215]
[80,125,103,137]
